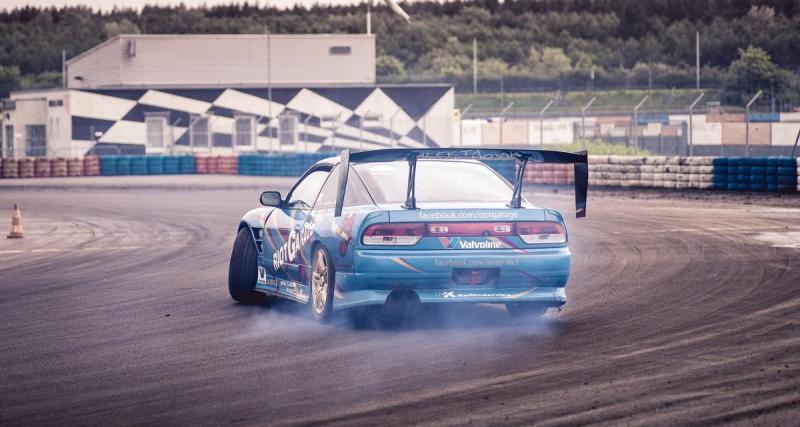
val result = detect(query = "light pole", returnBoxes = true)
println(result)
[459,104,472,146]
[498,102,514,145]
[580,97,596,149]
[539,99,554,146]
[687,92,705,156]
[745,90,763,157]
[633,95,649,152]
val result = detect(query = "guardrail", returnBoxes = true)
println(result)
[2,153,798,194]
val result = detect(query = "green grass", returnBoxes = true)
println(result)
[541,141,653,156]
[457,88,718,115]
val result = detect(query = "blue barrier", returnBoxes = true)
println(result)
[163,156,180,174]
[100,156,118,176]
[147,156,165,175]
[178,155,195,174]
[712,156,797,192]
[116,156,132,176]
[131,156,148,175]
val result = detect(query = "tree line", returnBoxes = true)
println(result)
[1,0,799,107]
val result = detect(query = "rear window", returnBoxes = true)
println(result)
[354,160,513,204]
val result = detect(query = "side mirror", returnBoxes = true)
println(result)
[260,191,282,207]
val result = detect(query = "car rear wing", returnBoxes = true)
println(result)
[335,148,588,218]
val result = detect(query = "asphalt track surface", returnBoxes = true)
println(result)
[2,176,800,426]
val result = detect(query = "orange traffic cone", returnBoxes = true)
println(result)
[7,204,24,239]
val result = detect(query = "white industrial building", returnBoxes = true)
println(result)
[1,34,455,157]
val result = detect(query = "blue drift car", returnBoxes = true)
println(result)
[229,148,588,321]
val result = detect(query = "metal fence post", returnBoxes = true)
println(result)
[580,97,596,149]
[539,100,554,146]
[745,90,762,157]
[633,95,649,153]
[498,102,513,145]
[687,92,705,156]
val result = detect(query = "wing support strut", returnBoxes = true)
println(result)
[508,153,530,208]
[402,152,419,210]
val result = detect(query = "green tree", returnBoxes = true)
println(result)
[0,66,21,97]
[722,46,781,104]
[376,55,405,76]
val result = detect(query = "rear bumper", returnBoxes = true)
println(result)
[332,246,570,310]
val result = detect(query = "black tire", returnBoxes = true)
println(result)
[228,228,265,304]
[505,302,549,318]
[310,246,335,322]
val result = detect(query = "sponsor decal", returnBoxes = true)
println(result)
[278,279,308,302]
[416,149,544,163]
[434,258,519,267]
[439,237,506,250]
[331,213,356,256]
[440,291,513,299]
[257,266,267,284]
[418,210,520,221]
[439,288,536,299]
[272,219,315,271]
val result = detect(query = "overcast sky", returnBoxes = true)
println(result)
[0,0,365,11]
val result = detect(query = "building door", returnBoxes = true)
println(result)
[25,124,46,157]
[2,125,11,158]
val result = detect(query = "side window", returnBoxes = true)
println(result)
[286,169,329,210]
[314,165,373,210]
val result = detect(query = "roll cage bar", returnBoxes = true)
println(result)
[334,148,589,218]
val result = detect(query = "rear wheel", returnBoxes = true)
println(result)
[228,228,265,304]
[310,247,335,322]
[505,302,549,317]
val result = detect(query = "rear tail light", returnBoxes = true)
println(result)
[363,223,424,245]
[362,221,567,246]
[516,221,567,244]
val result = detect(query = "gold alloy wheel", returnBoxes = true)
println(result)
[311,250,329,315]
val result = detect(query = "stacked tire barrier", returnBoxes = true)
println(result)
[51,158,68,178]
[18,159,35,178]
[35,158,51,177]
[2,154,798,194]
[585,156,714,189]
[67,158,84,177]
[84,156,100,176]
[711,157,798,193]
[2,159,18,178]
[523,163,575,185]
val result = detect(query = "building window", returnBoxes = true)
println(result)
[145,112,170,149]
[25,124,46,157]
[233,114,256,148]
[279,111,299,146]
[329,46,351,55]
[189,114,209,148]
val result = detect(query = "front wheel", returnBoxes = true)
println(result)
[310,247,335,322]
[228,228,265,304]
[505,302,549,318]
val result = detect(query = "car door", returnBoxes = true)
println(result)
[264,167,330,287]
